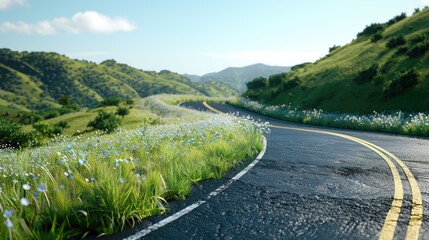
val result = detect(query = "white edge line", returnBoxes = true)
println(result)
[123,136,267,240]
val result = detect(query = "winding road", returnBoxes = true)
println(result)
[112,102,429,240]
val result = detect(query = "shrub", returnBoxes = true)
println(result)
[59,96,71,106]
[125,99,134,105]
[101,96,122,106]
[371,33,383,42]
[407,41,429,58]
[386,35,406,49]
[246,77,268,90]
[396,46,409,56]
[43,109,60,119]
[116,106,130,118]
[384,68,421,98]
[19,112,43,125]
[386,13,407,26]
[291,62,311,71]
[87,110,121,132]
[33,122,56,137]
[0,118,33,148]
[282,77,301,90]
[354,64,379,84]
[268,73,287,87]
[329,45,341,52]
[54,120,69,129]
[410,33,428,44]
[357,23,385,37]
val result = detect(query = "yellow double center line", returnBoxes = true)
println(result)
[202,102,423,240]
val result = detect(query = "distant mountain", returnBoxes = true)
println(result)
[183,64,291,91]
[0,49,238,111]
[244,8,429,113]
[182,73,202,83]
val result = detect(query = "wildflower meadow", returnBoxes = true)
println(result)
[0,95,264,239]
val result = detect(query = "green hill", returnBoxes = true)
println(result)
[244,8,429,113]
[0,49,237,111]
[184,63,291,92]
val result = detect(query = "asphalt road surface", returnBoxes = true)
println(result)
[112,102,428,240]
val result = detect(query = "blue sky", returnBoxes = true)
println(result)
[1,0,428,75]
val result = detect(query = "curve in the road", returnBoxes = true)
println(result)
[202,101,423,240]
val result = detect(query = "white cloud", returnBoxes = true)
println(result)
[422,0,429,5]
[0,11,136,35]
[0,0,25,10]
[204,50,324,67]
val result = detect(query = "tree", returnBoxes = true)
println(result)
[116,106,130,118]
[87,110,121,133]
[125,98,134,106]
[329,45,341,52]
[357,23,385,37]
[100,96,122,106]
[387,35,406,49]
[33,122,56,137]
[246,77,268,90]
[59,96,71,106]
[0,118,33,148]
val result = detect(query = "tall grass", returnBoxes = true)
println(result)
[0,95,264,239]
[231,97,429,137]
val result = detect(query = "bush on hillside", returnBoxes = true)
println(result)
[291,62,311,71]
[386,35,406,49]
[395,46,409,56]
[0,118,33,148]
[357,23,385,37]
[410,32,428,44]
[59,96,71,106]
[19,112,43,125]
[386,13,407,26]
[407,41,429,58]
[371,33,383,42]
[87,110,121,133]
[125,98,134,106]
[268,73,288,87]
[329,45,341,52]
[55,120,69,129]
[354,64,379,84]
[32,120,69,138]
[384,68,421,98]
[116,106,130,118]
[282,77,301,90]
[100,96,122,106]
[246,77,268,90]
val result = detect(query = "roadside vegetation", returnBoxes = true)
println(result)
[231,97,429,137]
[0,94,264,239]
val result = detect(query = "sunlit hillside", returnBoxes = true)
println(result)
[244,8,429,113]
[0,49,238,112]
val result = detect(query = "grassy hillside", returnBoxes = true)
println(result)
[184,63,291,91]
[0,50,237,111]
[244,8,429,113]
[0,94,264,239]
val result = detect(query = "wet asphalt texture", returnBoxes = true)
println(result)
[110,102,429,240]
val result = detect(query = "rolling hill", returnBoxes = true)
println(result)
[0,49,238,111]
[183,63,291,91]
[244,8,429,113]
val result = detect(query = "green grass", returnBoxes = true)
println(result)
[232,97,429,137]
[0,94,264,239]
[0,49,237,111]
[245,8,429,113]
